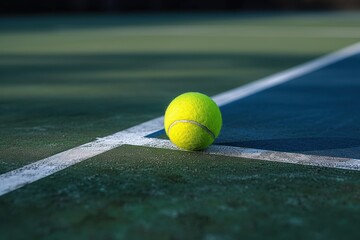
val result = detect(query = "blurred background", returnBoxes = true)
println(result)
[1,0,360,14]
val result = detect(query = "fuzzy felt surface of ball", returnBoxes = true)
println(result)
[164,92,222,151]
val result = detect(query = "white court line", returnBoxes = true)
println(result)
[123,135,360,171]
[1,41,360,196]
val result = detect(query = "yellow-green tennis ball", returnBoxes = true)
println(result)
[164,92,222,151]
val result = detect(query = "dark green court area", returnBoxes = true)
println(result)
[1,145,359,239]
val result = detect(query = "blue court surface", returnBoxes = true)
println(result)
[147,49,360,167]
[216,53,360,159]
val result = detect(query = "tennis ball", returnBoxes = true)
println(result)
[164,92,222,151]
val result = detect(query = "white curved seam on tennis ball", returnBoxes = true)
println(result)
[168,119,215,140]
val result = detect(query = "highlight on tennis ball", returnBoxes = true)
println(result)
[164,92,222,151]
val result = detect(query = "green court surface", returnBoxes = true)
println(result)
[1,146,359,239]
[1,12,360,239]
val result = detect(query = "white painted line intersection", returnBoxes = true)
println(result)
[1,42,360,196]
